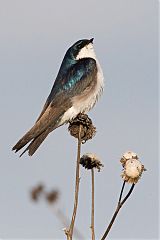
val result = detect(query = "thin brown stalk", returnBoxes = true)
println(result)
[118,180,126,204]
[54,208,84,239]
[101,183,135,240]
[91,168,95,240]
[67,124,82,240]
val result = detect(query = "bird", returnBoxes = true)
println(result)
[12,38,104,156]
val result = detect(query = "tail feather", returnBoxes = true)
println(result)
[12,103,68,156]
[19,130,49,157]
[13,119,60,156]
[12,125,41,153]
[12,105,58,153]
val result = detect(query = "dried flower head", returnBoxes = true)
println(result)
[120,151,146,184]
[68,113,96,143]
[46,190,59,204]
[31,184,44,201]
[80,153,104,171]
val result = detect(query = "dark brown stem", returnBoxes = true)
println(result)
[54,208,84,239]
[118,181,126,204]
[91,168,95,240]
[68,124,82,240]
[120,183,135,206]
[101,183,135,240]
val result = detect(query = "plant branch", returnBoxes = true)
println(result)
[54,208,84,239]
[101,182,135,240]
[67,124,82,240]
[91,168,95,240]
[118,180,126,204]
[120,183,135,206]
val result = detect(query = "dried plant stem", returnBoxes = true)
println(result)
[67,124,82,240]
[54,208,84,239]
[101,182,135,240]
[91,168,95,240]
[118,180,126,204]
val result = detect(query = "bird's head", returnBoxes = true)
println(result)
[67,38,96,60]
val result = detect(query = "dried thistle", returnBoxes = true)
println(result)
[68,113,96,143]
[46,190,59,204]
[120,151,146,184]
[30,184,44,201]
[80,153,103,240]
[80,153,104,172]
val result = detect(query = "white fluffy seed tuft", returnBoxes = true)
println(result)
[120,151,146,184]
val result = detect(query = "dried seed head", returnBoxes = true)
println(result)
[80,153,104,171]
[31,184,44,201]
[120,151,138,167]
[46,190,59,204]
[120,151,146,184]
[68,113,96,143]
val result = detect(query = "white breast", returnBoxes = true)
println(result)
[60,44,104,124]
[72,60,104,113]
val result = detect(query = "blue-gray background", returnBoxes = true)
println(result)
[0,0,158,239]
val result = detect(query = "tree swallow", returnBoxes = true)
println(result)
[12,38,104,156]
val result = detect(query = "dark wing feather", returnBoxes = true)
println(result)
[52,58,97,97]
[36,58,97,121]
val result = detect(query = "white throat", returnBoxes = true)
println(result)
[76,43,97,60]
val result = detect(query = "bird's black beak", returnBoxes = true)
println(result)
[89,38,94,44]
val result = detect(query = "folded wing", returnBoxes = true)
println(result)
[12,57,97,156]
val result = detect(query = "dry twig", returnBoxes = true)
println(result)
[80,153,103,239]
[65,124,82,240]
[91,168,95,240]
[101,182,135,240]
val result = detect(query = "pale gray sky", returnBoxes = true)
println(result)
[0,0,158,239]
